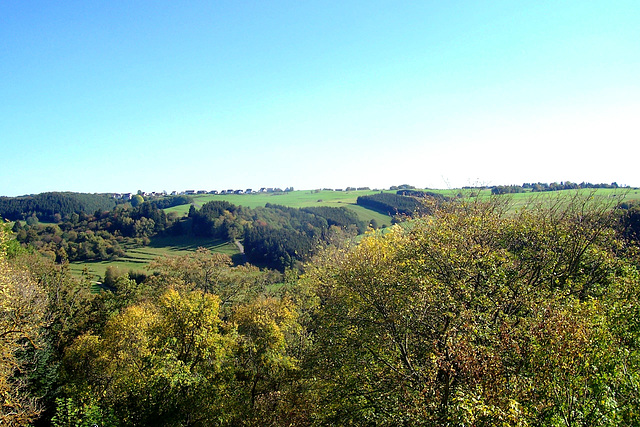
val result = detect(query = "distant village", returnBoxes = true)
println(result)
[110,186,374,200]
[111,187,296,200]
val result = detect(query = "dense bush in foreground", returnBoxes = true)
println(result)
[303,194,640,425]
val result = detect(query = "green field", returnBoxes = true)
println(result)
[70,191,401,281]
[397,187,640,210]
[69,236,240,281]
[70,187,640,281]
[7,187,639,227]
[166,187,640,226]
[166,189,396,227]
[194,190,381,208]
[477,188,640,210]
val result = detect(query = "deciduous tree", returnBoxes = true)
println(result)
[0,229,48,425]
[303,195,640,425]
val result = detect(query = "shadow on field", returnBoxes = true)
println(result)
[148,236,230,251]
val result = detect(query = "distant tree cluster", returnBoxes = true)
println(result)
[389,184,416,190]
[147,195,192,209]
[189,201,241,239]
[247,204,364,269]
[396,189,451,201]
[356,192,425,216]
[11,202,173,262]
[491,185,527,195]
[243,225,317,270]
[0,192,117,222]
[301,206,365,229]
[488,182,624,195]
[525,181,620,192]
[189,202,366,270]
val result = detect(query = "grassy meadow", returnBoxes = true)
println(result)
[70,187,640,281]
[69,236,240,282]
[166,187,640,219]
[477,187,640,210]
[166,189,397,227]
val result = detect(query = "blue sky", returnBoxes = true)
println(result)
[1,1,638,196]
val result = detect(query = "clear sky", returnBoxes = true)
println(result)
[1,1,638,196]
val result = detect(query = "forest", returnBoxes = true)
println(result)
[0,192,118,223]
[10,197,373,272]
[2,191,640,425]
[356,192,428,216]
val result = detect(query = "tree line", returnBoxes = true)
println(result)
[10,201,174,262]
[356,192,429,216]
[0,192,192,223]
[0,192,118,222]
[491,181,622,194]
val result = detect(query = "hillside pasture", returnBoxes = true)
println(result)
[57,187,640,281]
[484,187,640,211]
[192,189,386,208]
[413,187,639,210]
[164,187,640,228]
[69,236,239,281]
[166,190,396,227]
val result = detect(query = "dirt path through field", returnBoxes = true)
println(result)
[234,239,248,264]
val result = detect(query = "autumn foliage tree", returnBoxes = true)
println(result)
[55,249,300,425]
[60,288,237,425]
[0,228,48,425]
[4,191,640,426]
[302,194,640,425]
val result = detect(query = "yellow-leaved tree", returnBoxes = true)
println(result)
[303,194,640,426]
[60,287,237,425]
[0,226,48,425]
[231,296,301,423]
